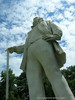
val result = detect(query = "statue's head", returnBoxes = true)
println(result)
[31,17,43,28]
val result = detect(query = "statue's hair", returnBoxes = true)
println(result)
[31,17,43,29]
[33,17,43,21]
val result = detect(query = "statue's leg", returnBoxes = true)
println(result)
[33,39,75,100]
[26,47,46,100]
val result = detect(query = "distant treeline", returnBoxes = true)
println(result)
[0,65,75,100]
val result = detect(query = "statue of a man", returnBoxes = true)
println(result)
[6,17,75,100]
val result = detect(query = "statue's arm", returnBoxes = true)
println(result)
[14,44,24,54]
[6,44,25,54]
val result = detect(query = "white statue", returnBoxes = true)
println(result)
[6,17,75,100]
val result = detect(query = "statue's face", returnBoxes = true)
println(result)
[33,17,43,26]
[31,17,43,29]
[38,18,43,23]
[33,17,39,26]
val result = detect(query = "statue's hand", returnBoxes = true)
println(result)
[5,46,16,53]
[42,35,52,41]
[42,34,61,41]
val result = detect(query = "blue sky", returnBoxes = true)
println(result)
[0,0,75,76]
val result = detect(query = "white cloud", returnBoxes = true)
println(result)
[63,49,75,69]
[66,0,75,3]
[69,6,75,12]
[0,23,8,35]
[68,21,75,35]
[64,10,74,20]
[0,53,6,66]
[9,55,23,76]
[0,53,6,76]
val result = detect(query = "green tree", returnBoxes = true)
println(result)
[16,72,29,100]
[0,66,75,100]
[61,65,75,96]
[0,69,28,100]
[0,70,6,100]
[0,69,18,100]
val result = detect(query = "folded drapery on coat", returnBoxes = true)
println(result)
[52,41,66,68]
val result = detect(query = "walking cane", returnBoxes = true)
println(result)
[6,50,9,100]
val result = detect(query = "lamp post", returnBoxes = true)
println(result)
[6,51,9,100]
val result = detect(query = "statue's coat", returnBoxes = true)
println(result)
[15,20,66,71]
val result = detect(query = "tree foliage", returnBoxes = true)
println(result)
[61,65,75,96]
[0,65,75,100]
[0,70,6,100]
[16,72,29,100]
